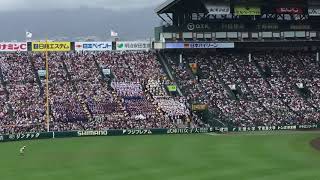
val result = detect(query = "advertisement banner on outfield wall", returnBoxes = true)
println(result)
[230,125,297,132]
[116,41,151,50]
[75,42,112,51]
[308,8,320,16]
[234,6,261,16]
[0,42,27,52]
[32,42,71,52]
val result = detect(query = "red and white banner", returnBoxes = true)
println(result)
[0,42,27,52]
[276,8,303,14]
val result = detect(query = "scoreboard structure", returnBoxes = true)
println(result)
[154,0,320,46]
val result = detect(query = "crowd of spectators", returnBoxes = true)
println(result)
[0,50,318,135]
[0,51,191,134]
[165,50,320,126]
[0,54,46,134]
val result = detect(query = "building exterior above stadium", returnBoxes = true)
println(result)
[154,0,320,44]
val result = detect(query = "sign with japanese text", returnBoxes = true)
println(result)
[75,42,112,51]
[234,7,261,16]
[308,8,320,16]
[206,5,230,15]
[116,41,151,50]
[276,8,303,14]
[0,42,27,52]
[32,42,71,52]
[186,43,235,49]
[165,42,235,49]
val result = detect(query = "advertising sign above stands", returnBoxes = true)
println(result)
[75,42,112,51]
[182,22,246,32]
[0,42,27,52]
[116,41,151,50]
[165,42,235,49]
[187,42,234,49]
[32,42,71,52]
[165,43,184,49]
[276,8,303,14]
[308,8,320,16]
[234,6,261,16]
[205,4,230,15]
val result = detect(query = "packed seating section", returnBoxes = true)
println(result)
[0,51,190,134]
[165,51,320,127]
[0,50,319,134]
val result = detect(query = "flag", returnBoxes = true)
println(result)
[26,31,32,38]
[160,34,165,42]
[111,30,118,37]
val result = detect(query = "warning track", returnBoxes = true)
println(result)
[310,138,320,151]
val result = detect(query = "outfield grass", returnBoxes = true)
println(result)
[0,132,319,180]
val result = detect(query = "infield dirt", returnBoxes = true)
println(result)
[310,138,320,151]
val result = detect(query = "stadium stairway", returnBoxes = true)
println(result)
[161,53,227,126]
[93,56,128,117]
[231,58,274,116]
[210,66,238,100]
[93,55,114,91]
[252,55,302,117]
[61,59,93,121]
[294,57,319,111]
[157,51,183,96]
[294,85,318,111]
[93,55,111,83]
[275,58,317,113]
[0,65,10,101]
[0,64,14,118]
[252,59,270,79]
[29,56,44,95]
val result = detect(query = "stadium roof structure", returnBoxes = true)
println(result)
[155,0,207,14]
[155,0,310,14]
[155,0,181,14]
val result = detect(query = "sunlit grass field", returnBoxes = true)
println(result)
[0,132,319,180]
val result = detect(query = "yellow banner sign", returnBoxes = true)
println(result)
[32,42,71,52]
[192,104,208,111]
[235,7,261,16]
